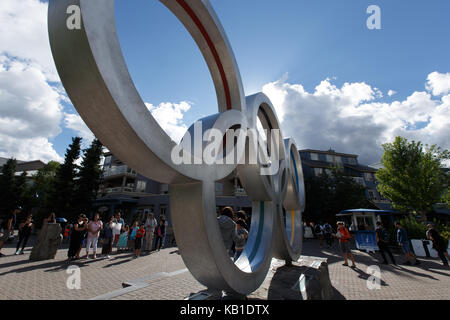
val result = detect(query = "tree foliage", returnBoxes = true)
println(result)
[73,139,103,217]
[0,158,20,215]
[303,168,374,223]
[376,136,449,218]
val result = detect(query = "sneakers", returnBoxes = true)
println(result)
[350,265,356,269]
[19,250,24,255]
[342,263,349,266]
[15,251,20,255]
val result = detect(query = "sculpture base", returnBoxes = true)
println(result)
[30,223,62,261]
[186,256,343,300]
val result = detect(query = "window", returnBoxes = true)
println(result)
[334,156,342,163]
[136,180,147,192]
[368,190,377,200]
[326,154,333,162]
[310,153,319,161]
[364,173,374,181]
[314,168,323,176]
[325,169,332,176]
[347,157,357,165]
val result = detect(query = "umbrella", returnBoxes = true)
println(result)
[56,217,67,223]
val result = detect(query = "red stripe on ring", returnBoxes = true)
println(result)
[176,0,232,110]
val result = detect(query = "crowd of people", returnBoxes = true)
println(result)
[305,220,449,268]
[66,211,170,261]
[0,206,448,269]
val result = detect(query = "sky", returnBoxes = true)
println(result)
[0,0,449,166]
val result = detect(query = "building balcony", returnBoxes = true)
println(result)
[103,165,137,179]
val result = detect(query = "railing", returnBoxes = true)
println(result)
[103,165,136,177]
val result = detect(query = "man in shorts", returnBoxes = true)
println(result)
[0,206,21,257]
[336,221,356,268]
[395,221,420,265]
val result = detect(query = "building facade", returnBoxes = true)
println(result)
[298,149,392,210]
[94,152,252,231]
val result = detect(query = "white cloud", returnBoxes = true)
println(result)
[145,101,192,143]
[426,71,450,96]
[0,0,58,82]
[64,113,95,146]
[388,90,397,97]
[263,74,450,165]
[0,55,64,162]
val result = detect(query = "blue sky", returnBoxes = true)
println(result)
[0,0,449,165]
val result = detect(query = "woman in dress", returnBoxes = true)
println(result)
[68,214,88,261]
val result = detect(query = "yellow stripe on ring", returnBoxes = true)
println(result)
[290,211,295,245]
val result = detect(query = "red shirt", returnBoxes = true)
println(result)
[136,228,146,238]
[338,226,351,243]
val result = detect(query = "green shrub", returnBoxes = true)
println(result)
[397,216,450,244]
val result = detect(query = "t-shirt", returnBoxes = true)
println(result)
[87,220,103,238]
[136,228,146,238]
[337,226,351,243]
[397,228,408,243]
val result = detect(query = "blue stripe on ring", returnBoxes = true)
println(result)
[248,202,264,262]
[290,149,299,192]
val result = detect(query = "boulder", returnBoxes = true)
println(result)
[30,223,62,261]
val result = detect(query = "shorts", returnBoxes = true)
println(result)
[340,241,351,254]
[135,237,142,250]
[401,241,411,254]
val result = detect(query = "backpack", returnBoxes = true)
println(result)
[324,224,332,234]
[314,225,322,234]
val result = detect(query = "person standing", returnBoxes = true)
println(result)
[375,222,396,265]
[134,224,146,258]
[144,213,157,252]
[323,222,333,248]
[101,216,114,259]
[15,214,33,255]
[160,215,169,248]
[315,222,324,247]
[0,206,21,257]
[154,219,166,251]
[86,213,103,259]
[395,222,420,266]
[128,221,138,252]
[234,219,248,261]
[336,222,356,268]
[427,224,449,267]
[68,214,88,260]
[112,212,125,246]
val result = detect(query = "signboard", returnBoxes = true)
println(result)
[355,231,379,252]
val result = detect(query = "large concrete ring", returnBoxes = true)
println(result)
[48,0,305,294]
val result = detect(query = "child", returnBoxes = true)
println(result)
[117,225,129,253]
[134,224,146,258]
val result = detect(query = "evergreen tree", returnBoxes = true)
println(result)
[74,139,104,217]
[0,158,19,216]
[49,137,82,220]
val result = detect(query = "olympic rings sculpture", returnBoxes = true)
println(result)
[48,0,305,295]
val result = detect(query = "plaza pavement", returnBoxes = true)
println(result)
[0,235,448,300]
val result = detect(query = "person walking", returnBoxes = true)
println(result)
[336,221,356,268]
[85,213,103,259]
[154,219,166,251]
[15,214,33,255]
[0,206,21,257]
[68,214,88,260]
[134,224,146,258]
[144,213,157,252]
[375,221,396,265]
[101,216,114,259]
[395,222,420,266]
[427,224,449,267]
